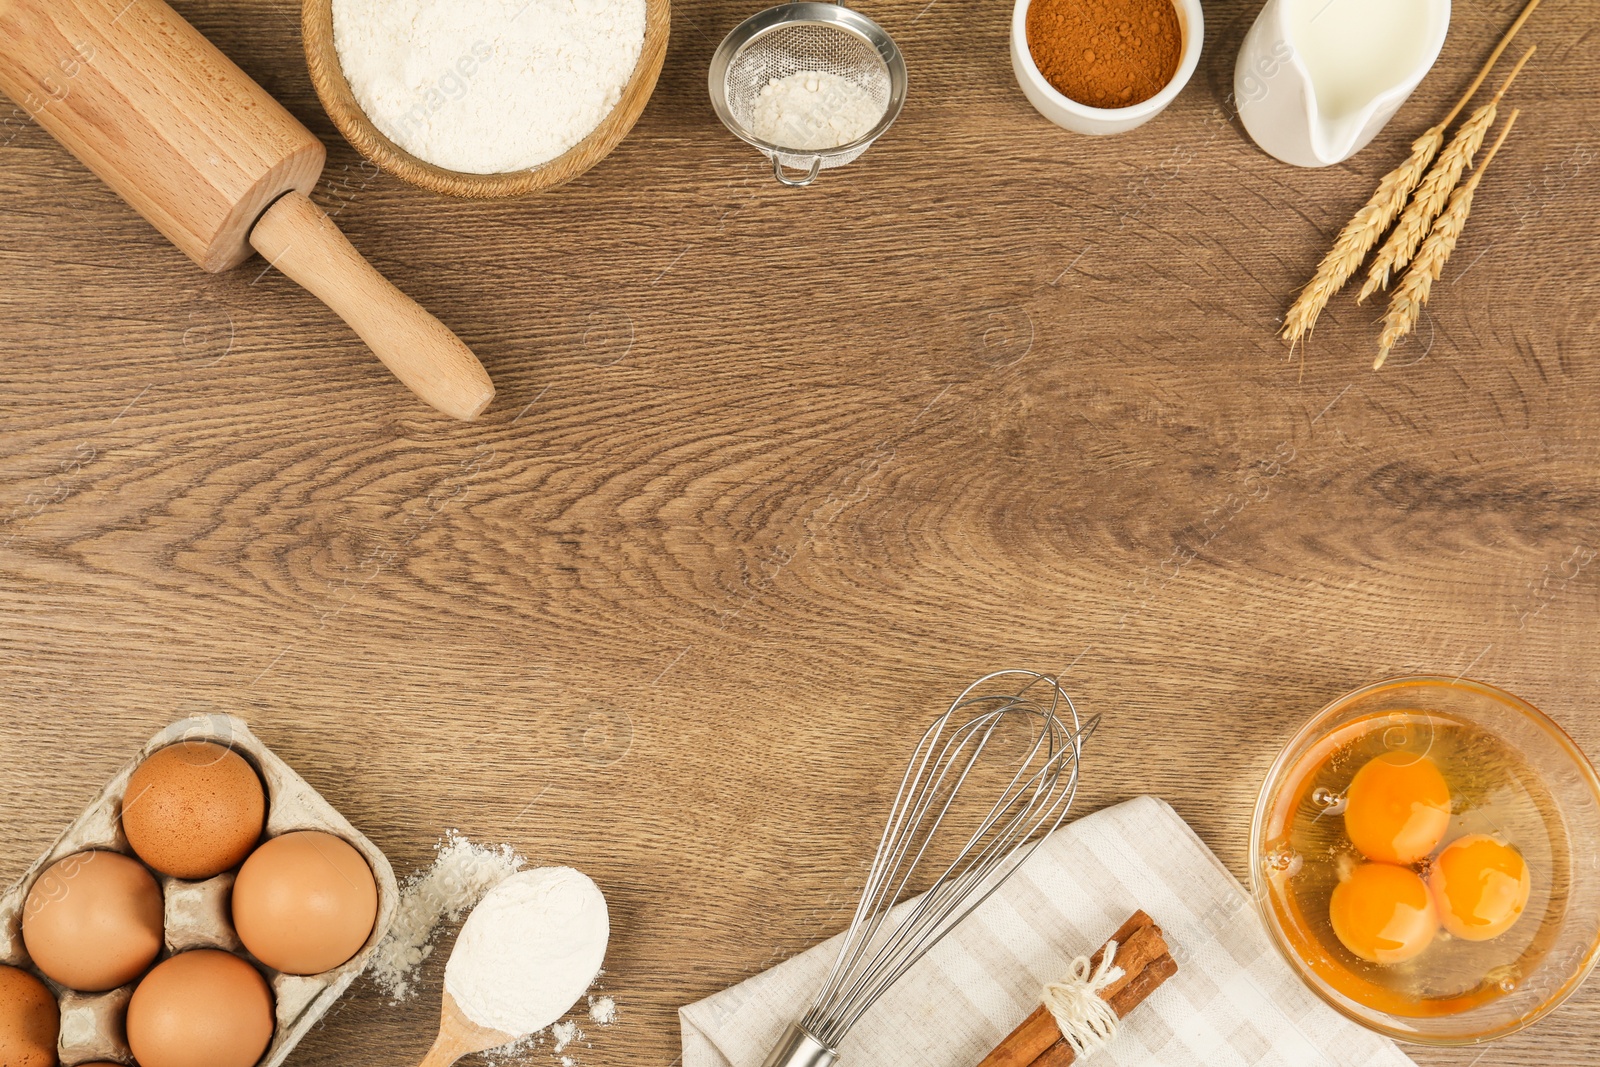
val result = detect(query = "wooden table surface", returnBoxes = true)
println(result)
[3,1,1598,1064]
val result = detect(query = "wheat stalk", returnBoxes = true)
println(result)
[1280,128,1441,347]
[1359,46,1534,302]
[1434,0,1543,129]
[1374,109,1521,370]
[1279,0,1543,348]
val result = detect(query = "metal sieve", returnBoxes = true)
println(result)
[709,1,907,186]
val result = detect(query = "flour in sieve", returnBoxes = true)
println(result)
[747,70,883,151]
[332,0,647,173]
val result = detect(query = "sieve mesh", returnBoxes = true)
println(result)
[724,23,891,169]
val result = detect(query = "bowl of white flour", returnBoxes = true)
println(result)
[302,0,671,197]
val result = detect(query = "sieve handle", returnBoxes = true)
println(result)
[772,154,823,187]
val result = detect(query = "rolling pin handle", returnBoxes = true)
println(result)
[248,190,495,420]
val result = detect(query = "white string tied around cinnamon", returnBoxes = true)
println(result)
[1040,940,1124,1059]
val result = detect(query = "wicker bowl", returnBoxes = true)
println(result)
[301,0,671,198]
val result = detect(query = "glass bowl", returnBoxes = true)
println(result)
[1251,676,1600,1044]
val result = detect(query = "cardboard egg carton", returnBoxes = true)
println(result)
[0,715,398,1067]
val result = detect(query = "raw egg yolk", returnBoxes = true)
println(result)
[1343,751,1451,864]
[1428,834,1531,941]
[1329,861,1438,964]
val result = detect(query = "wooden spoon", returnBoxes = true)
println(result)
[418,868,609,1066]
[417,992,520,1067]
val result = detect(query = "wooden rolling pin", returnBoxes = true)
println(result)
[0,0,494,420]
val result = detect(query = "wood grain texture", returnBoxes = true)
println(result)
[2,2,1598,1065]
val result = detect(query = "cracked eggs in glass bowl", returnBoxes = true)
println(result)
[1251,676,1600,1044]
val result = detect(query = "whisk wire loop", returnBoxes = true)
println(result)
[811,702,1032,1023]
[789,671,1096,1054]
[819,726,1086,1042]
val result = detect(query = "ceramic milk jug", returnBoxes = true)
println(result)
[1235,0,1451,168]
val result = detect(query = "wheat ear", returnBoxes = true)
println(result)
[1359,46,1534,302]
[1279,0,1543,348]
[1374,110,1521,370]
[1280,128,1442,346]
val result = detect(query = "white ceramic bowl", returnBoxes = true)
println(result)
[1010,0,1204,135]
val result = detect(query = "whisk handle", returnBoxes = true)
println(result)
[761,1023,838,1067]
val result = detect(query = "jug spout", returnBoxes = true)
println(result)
[1235,0,1451,168]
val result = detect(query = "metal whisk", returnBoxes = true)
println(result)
[763,670,1098,1067]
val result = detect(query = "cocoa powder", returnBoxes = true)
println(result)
[1026,0,1182,110]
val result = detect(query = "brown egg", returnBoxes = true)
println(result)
[126,950,273,1067]
[122,742,266,879]
[232,831,377,975]
[0,964,59,1067]
[22,851,163,991]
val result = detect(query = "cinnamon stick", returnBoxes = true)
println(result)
[1084,921,1168,1003]
[976,911,1169,1067]
[1028,953,1179,1067]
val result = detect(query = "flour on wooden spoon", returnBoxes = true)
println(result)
[445,866,610,1034]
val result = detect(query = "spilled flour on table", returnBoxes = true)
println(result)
[482,1031,540,1066]
[480,985,619,1065]
[552,1020,583,1051]
[368,831,525,1001]
[588,995,617,1025]
[481,994,618,1066]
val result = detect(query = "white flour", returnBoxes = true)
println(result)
[445,867,610,1034]
[552,1019,583,1051]
[747,70,883,151]
[368,832,524,1001]
[588,995,617,1025]
[332,0,647,173]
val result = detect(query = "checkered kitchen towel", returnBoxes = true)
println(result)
[680,796,1414,1067]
